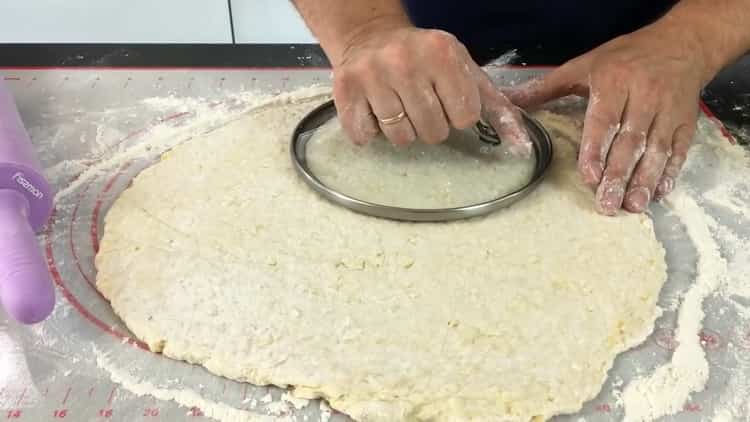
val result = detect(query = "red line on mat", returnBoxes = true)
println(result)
[90,163,130,253]
[106,387,116,405]
[61,387,71,405]
[45,208,149,350]
[699,101,736,144]
[15,388,26,406]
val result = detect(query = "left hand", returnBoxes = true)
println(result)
[508,21,714,215]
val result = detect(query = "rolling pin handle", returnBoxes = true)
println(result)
[0,189,55,324]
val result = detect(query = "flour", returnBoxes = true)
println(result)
[282,392,311,410]
[621,192,726,421]
[49,86,331,203]
[95,348,290,422]
[620,113,750,420]
[0,326,40,407]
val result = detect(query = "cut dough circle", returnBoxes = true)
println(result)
[96,95,667,421]
[305,117,536,208]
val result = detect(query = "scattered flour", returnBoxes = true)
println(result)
[260,393,273,404]
[95,347,290,422]
[621,113,750,420]
[51,86,331,203]
[621,192,726,421]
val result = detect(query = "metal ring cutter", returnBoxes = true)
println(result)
[291,100,554,222]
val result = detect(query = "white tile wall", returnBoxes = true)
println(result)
[231,0,317,43]
[0,1,232,43]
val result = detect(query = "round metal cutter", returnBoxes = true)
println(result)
[291,100,553,222]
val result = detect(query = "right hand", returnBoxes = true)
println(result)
[332,24,531,153]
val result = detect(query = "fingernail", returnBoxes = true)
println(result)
[595,179,625,216]
[655,177,674,200]
[624,186,650,212]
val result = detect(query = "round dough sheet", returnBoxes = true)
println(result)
[305,117,536,208]
[95,95,667,422]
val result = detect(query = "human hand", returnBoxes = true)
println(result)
[332,24,531,154]
[508,22,714,215]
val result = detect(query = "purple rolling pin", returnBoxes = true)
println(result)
[0,79,55,324]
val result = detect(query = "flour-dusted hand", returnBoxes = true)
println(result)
[331,24,531,152]
[508,22,719,215]
[292,0,530,151]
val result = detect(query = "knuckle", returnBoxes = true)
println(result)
[387,58,415,80]
[592,64,623,85]
[585,108,620,128]
[646,134,671,156]
[603,163,627,180]
[619,127,648,149]
[334,67,355,87]
[445,92,481,129]
[340,60,377,86]
[424,30,457,50]
[640,74,665,93]
[382,42,410,64]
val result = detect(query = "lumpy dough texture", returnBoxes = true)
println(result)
[96,95,667,422]
[305,118,536,208]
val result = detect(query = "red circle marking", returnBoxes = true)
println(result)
[45,108,200,351]
[45,208,148,350]
[698,329,724,350]
[41,114,197,351]
[654,328,679,350]
[90,163,131,254]
[68,176,104,296]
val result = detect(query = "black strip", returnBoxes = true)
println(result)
[0,44,330,67]
[227,0,237,44]
[703,55,750,144]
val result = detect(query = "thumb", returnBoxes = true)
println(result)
[504,62,589,110]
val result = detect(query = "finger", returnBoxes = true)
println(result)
[622,113,672,213]
[333,72,380,145]
[654,122,695,200]
[505,61,589,110]
[366,85,417,146]
[396,82,451,144]
[433,62,482,130]
[595,103,654,216]
[476,72,533,155]
[578,79,628,187]
[458,48,531,154]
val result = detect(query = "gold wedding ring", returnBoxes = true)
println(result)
[378,111,406,125]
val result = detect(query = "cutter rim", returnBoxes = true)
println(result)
[291,100,553,222]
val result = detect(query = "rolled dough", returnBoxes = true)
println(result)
[96,94,667,421]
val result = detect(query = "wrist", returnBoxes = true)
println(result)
[653,1,750,85]
[648,17,722,85]
[327,15,413,66]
